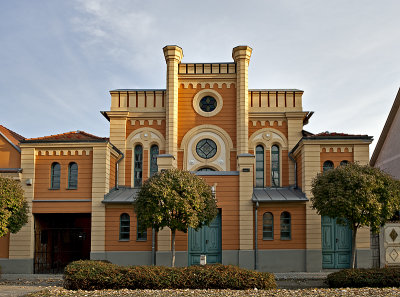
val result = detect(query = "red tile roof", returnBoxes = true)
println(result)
[23,131,108,143]
[305,131,372,139]
[0,125,25,147]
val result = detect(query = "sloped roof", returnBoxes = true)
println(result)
[103,187,139,204]
[371,88,400,166]
[0,125,25,147]
[22,131,108,143]
[252,187,308,202]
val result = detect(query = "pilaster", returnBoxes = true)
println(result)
[163,45,183,160]
[302,144,321,251]
[232,46,252,155]
[287,116,304,186]
[109,116,127,187]
[353,144,370,165]
[90,145,110,254]
[9,148,35,261]
[237,154,255,250]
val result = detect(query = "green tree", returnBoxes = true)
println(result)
[311,163,400,268]
[135,168,217,267]
[0,177,29,237]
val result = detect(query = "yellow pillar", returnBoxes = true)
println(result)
[237,153,255,269]
[232,46,252,155]
[163,45,183,164]
[8,147,35,273]
[90,145,110,259]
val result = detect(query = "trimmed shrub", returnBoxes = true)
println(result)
[327,268,400,288]
[64,260,276,290]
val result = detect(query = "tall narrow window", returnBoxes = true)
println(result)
[150,145,159,177]
[255,145,264,188]
[68,162,78,189]
[50,162,60,189]
[323,160,334,172]
[271,145,280,187]
[119,213,130,240]
[280,211,291,240]
[134,145,143,187]
[263,212,274,240]
[137,217,147,241]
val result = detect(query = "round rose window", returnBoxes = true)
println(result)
[199,96,217,112]
[196,139,217,159]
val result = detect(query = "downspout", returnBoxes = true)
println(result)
[152,228,156,265]
[254,200,259,270]
[288,151,297,189]
[115,150,124,190]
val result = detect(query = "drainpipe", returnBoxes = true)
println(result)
[152,228,156,265]
[254,200,259,270]
[288,151,297,189]
[115,150,124,190]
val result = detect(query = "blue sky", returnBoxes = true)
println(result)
[1,0,399,154]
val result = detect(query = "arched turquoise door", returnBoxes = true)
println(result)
[322,216,352,269]
[188,212,221,265]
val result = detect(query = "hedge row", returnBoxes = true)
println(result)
[64,260,276,290]
[327,268,400,288]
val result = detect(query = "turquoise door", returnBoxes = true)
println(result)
[322,216,352,269]
[188,212,221,265]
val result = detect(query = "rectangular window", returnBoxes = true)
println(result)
[137,218,147,241]
[134,145,143,187]
[255,145,264,188]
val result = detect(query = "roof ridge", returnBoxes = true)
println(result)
[24,130,107,141]
[0,125,25,140]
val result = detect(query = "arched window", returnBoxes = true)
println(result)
[134,145,143,187]
[263,212,274,240]
[119,213,130,240]
[197,167,216,172]
[340,160,349,166]
[50,162,60,189]
[280,211,291,240]
[271,145,280,187]
[255,145,264,188]
[323,160,334,172]
[137,217,147,241]
[68,162,78,189]
[150,145,159,177]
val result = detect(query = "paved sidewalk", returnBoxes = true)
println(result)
[0,274,63,297]
[0,272,332,296]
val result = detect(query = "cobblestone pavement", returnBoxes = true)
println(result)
[2,273,399,297]
[25,287,400,297]
[0,274,62,297]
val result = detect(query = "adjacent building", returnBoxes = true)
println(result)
[370,88,400,268]
[0,45,373,273]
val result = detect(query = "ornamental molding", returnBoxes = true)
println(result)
[130,119,164,126]
[36,149,92,156]
[321,146,353,153]
[250,120,285,127]
[179,81,236,89]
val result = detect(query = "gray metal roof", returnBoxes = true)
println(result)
[252,187,308,202]
[103,187,139,204]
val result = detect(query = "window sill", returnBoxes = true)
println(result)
[280,238,291,241]
[262,238,274,241]
[48,188,60,190]
[66,188,77,190]
[136,239,147,242]
[119,239,130,242]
